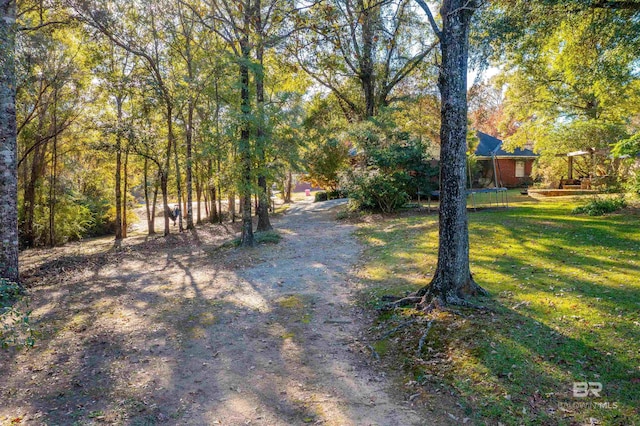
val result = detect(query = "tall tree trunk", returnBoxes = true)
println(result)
[48,88,58,247]
[173,128,184,232]
[209,186,217,223]
[255,0,272,232]
[217,158,222,224]
[361,3,376,118]
[239,35,254,246]
[206,158,216,223]
[114,96,123,247]
[23,142,45,248]
[185,101,194,230]
[0,0,19,281]
[195,161,202,224]
[419,0,486,307]
[161,103,173,236]
[122,146,129,238]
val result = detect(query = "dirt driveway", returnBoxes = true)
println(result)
[1,199,435,425]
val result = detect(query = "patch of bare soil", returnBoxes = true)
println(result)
[1,199,446,425]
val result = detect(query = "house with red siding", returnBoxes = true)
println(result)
[473,132,537,188]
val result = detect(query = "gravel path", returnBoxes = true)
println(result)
[196,198,426,425]
[1,199,432,425]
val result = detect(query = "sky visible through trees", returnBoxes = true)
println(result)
[0,0,638,292]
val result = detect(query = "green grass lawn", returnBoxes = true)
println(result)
[355,193,640,425]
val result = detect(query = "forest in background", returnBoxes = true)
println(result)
[6,0,640,250]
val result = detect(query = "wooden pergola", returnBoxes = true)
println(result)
[556,148,608,189]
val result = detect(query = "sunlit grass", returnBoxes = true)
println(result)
[356,194,640,425]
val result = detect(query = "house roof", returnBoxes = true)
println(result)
[474,131,537,159]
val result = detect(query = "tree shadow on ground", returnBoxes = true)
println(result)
[1,206,421,425]
[359,203,640,424]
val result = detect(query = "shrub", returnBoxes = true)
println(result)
[345,170,410,213]
[625,172,640,195]
[340,115,437,213]
[314,191,328,202]
[314,189,348,203]
[572,196,627,216]
[1,278,35,349]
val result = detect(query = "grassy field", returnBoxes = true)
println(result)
[355,192,640,425]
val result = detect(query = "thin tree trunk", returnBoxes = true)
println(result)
[151,177,159,235]
[239,34,254,246]
[173,128,184,232]
[217,158,222,224]
[0,0,19,281]
[203,190,209,219]
[114,96,123,247]
[209,186,217,223]
[23,109,48,248]
[24,142,44,248]
[122,146,129,238]
[48,88,58,247]
[144,157,152,234]
[195,162,202,224]
[161,103,173,236]
[185,101,194,230]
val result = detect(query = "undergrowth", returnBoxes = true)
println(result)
[572,196,626,216]
[1,278,35,349]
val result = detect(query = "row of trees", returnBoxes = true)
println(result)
[0,0,442,279]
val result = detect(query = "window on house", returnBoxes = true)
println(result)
[515,160,525,178]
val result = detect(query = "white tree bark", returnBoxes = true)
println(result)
[0,0,19,282]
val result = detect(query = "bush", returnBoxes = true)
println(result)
[1,278,35,349]
[314,191,328,202]
[572,196,627,216]
[625,172,640,194]
[314,189,348,202]
[340,115,437,213]
[345,170,409,213]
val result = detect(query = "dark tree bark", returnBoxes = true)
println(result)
[23,134,46,248]
[407,0,487,308]
[114,96,123,247]
[217,159,222,224]
[239,21,254,246]
[48,88,58,247]
[255,8,272,232]
[172,126,184,232]
[0,0,19,281]
[195,161,202,224]
[122,145,129,238]
[185,101,194,230]
[161,103,173,236]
